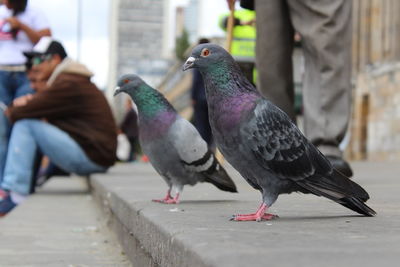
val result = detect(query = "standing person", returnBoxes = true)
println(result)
[119,99,139,162]
[219,3,256,85]
[241,0,353,177]
[0,0,51,183]
[0,37,117,216]
[191,38,213,147]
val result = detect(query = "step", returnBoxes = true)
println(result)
[0,176,131,267]
[90,162,400,267]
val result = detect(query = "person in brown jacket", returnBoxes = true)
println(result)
[0,37,117,215]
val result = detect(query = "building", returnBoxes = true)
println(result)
[107,0,171,100]
[349,0,400,161]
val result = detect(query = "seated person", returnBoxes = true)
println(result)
[0,37,117,216]
[25,52,70,191]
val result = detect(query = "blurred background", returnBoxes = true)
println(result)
[4,0,400,162]
[25,0,228,91]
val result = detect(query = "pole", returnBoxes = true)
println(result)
[76,0,82,62]
[225,0,235,52]
[217,0,237,163]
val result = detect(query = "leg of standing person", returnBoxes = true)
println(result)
[194,101,213,146]
[13,71,34,98]
[0,71,12,184]
[237,62,255,86]
[0,110,10,184]
[0,71,34,183]
[127,137,137,162]
[255,0,296,122]
[0,119,108,214]
[287,0,353,176]
[201,101,213,147]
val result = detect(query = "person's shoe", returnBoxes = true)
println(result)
[326,155,353,178]
[0,193,17,217]
[141,155,150,162]
[0,188,8,200]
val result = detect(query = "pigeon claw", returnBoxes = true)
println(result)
[152,198,179,204]
[230,213,278,222]
[152,192,180,204]
[230,203,278,222]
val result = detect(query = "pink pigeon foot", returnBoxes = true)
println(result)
[230,203,278,222]
[152,191,180,204]
[152,190,172,203]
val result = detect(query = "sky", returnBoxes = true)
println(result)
[30,0,110,88]
[27,0,229,89]
[167,0,228,46]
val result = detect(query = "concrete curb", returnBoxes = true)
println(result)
[91,174,209,267]
[90,162,400,267]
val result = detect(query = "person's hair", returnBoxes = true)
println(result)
[198,38,210,44]
[9,0,28,16]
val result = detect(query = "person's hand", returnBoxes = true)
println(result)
[13,94,34,107]
[226,0,236,10]
[5,17,21,29]
[241,18,256,26]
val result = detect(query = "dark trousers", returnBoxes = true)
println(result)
[255,0,352,157]
[193,101,213,146]
[237,61,255,86]
[127,137,139,161]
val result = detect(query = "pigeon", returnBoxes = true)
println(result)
[183,43,376,220]
[114,74,237,204]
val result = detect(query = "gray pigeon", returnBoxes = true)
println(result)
[114,74,237,204]
[183,44,376,220]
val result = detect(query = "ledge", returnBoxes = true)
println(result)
[90,162,400,267]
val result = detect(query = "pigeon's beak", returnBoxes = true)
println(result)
[183,56,196,71]
[113,86,122,97]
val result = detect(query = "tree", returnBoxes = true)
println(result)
[175,29,190,61]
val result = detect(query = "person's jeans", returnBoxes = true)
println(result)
[0,70,34,183]
[1,119,108,195]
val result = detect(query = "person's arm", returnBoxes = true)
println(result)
[12,94,34,107]
[219,14,241,31]
[5,17,51,44]
[6,80,80,122]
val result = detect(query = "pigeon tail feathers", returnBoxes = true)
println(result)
[203,162,238,193]
[297,169,376,216]
[340,196,376,217]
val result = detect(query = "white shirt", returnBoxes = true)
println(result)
[0,4,50,65]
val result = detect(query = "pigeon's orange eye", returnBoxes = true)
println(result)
[124,79,130,84]
[201,48,210,57]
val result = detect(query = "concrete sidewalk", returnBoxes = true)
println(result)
[91,161,400,267]
[0,177,131,267]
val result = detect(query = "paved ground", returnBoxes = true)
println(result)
[0,177,131,267]
[1,161,399,267]
[91,161,400,267]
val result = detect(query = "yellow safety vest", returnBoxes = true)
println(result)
[219,9,256,62]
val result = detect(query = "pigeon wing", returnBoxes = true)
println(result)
[169,117,214,173]
[241,100,332,181]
